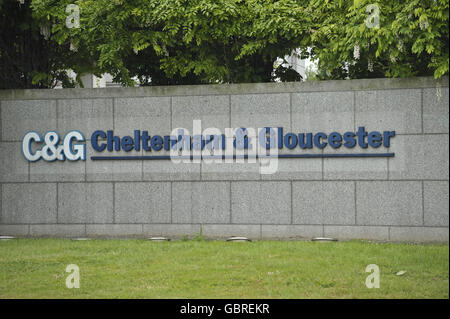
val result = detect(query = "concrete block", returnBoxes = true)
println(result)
[292,91,354,133]
[143,161,201,181]
[389,226,449,242]
[1,99,56,141]
[58,183,114,224]
[143,151,201,181]
[261,225,322,239]
[57,98,113,138]
[324,225,389,241]
[323,146,388,180]
[231,94,290,130]
[30,156,85,182]
[115,182,171,223]
[423,87,449,133]
[172,182,230,224]
[86,145,142,181]
[0,76,444,100]
[389,134,449,180]
[261,147,322,181]
[30,224,86,237]
[143,224,201,237]
[201,160,261,180]
[172,95,230,131]
[0,142,28,182]
[355,89,421,134]
[1,183,57,224]
[356,181,422,226]
[0,224,29,236]
[201,224,261,239]
[293,182,355,225]
[86,224,143,237]
[201,158,257,180]
[231,182,291,224]
[171,182,191,224]
[114,97,171,136]
[424,181,449,226]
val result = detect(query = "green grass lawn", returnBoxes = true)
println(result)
[0,238,448,299]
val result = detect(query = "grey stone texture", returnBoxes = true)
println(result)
[201,160,261,181]
[86,146,143,181]
[143,224,201,237]
[86,224,143,237]
[231,181,291,224]
[389,226,449,242]
[423,87,449,133]
[114,182,171,223]
[0,224,29,236]
[0,76,445,101]
[323,146,388,180]
[172,182,230,224]
[292,91,354,133]
[58,183,114,223]
[355,89,422,134]
[201,224,261,239]
[261,225,323,239]
[57,98,113,138]
[1,183,57,224]
[231,94,290,129]
[261,147,322,181]
[1,99,56,141]
[30,224,85,237]
[356,181,422,226]
[114,97,171,136]
[143,150,201,181]
[30,156,85,182]
[324,225,389,241]
[0,142,28,182]
[389,134,449,180]
[172,95,230,131]
[293,182,355,225]
[0,76,448,241]
[424,181,449,226]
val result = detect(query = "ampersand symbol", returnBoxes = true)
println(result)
[234,128,249,150]
[41,132,64,161]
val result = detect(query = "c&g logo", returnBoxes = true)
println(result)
[22,131,86,162]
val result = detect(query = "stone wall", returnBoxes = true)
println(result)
[0,76,448,242]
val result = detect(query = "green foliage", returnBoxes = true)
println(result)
[304,64,319,81]
[192,226,206,242]
[0,0,77,89]
[309,0,449,79]
[2,0,448,88]
[30,0,311,85]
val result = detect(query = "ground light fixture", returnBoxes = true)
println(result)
[226,236,252,242]
[0,236,15,241]
[311,237,338,242]
[71,238,91,241]
[148,237,170,241]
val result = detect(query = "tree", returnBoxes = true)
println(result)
[31,0,312,85]
[309,0,449,80]
[2,0,448,89]
[0,0,77,89]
